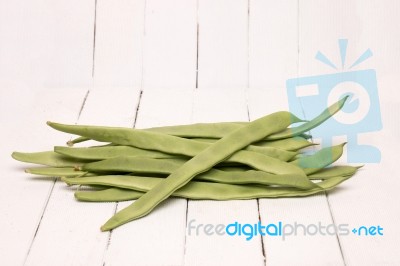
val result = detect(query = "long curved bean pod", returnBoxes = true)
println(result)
[11,151,92,167]
[253,137,315,151]
[48,126,308,183]
[55,142,297,162]
[75,187,143,202]
[58,98,346,146]
[69,174,354,202]
[290,143,345,175]
[82,150,311,185]
[67,136,90,146]
[138,97,346,140]
[308,165,361,180]
[81,157,312,188]
[267,96,348,140]
[97,111,306,231]
[55,145,178,160]
[25,167,89,177]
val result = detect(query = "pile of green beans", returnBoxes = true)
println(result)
[12,96,361,231]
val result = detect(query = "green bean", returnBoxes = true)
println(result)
[61,98,344,145]
[142,96,343,140]
[67,136,90,146]
[97,111,307,231]
[298,133,312,140]
[48,128,308,187]
[49,122,298,163]
[55,141,296,162]
[23,161,311,188]
[75,187,143,202]
[145,122,246,138]
[55,145,177,160]
[253,137,315,151]
[267,96,348,140]
[68,174,354,202]
[81,157,313,188]
[25,167,89,177]
[203,140,299,160]
[11,151,93,167]
[191,136,314,151]
[290,143,345,175]
[82,149,311,181]
[308,165,361,180]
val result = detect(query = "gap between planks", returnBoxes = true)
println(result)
[23,89,91,265]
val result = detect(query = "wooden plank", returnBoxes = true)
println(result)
[184,89,265,266]
[247,89,345,265]
[197,0,248,88]
[104,89,193,266]
[298,1,400,264]
[24,88,142,266]
[93,0,145,88]
[249,0,299,88]
[0,0,94,88]
[0,88,87,265]
[142,0,197,89]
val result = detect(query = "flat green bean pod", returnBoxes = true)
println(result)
[139,97,346,140]
[67,136,90,146]
[290,143,345,175]
[55,142,296,162]
[82,151,312,185]
[55,145,177,160]
[69,174,354,202]
[25,167,89,177]
[81,157,313,189]
[11,151,93,167]
[308,165,361,180]
[97,111,307,231]
[253,137,315,151]
[47,124,309,185]
[62,98,345,144]
[48,123,297,163]
[25,167,96,177]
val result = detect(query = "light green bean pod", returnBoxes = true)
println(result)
[81,157,313,189]
[290,143,345,175]
[55,142,297,162]
[55,145,177,160]
[63,97,346,146]
[308,165,361,180]
[95,111,305,231]
[69,174,354,202]
[11,151,92,167]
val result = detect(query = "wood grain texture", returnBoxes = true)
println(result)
[299,1,400,265]
[247,90,345,265]
[184,89,265,266]
[1,0,400,265]
[197,0,249,89]
[249,0,299,89]
[142,0,197,89]
[0,88,87,265]
[24,88,141,266]
[93,0,145,89]
[0,0,94,88]
[104,89,193,266]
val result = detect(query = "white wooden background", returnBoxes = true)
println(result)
[1,0,400,265]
